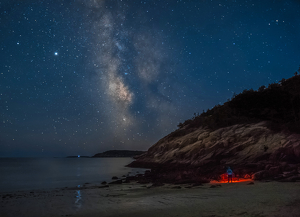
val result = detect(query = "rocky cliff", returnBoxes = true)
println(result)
[138,122,300,165]
[129,74,300,182]
[130,121,300,182]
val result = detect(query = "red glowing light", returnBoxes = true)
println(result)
[210,173,253,183]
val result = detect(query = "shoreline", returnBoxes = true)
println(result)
[0,157,148,194]
[1,181,300,217]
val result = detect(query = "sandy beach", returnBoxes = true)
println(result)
[1,181,300,217]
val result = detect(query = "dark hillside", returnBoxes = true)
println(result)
[93,150,145,158]
[177,74,300,134]
[128,72,300,184]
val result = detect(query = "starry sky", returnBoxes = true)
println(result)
[1,0,300,157]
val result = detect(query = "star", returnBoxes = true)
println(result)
[1,0,299,158]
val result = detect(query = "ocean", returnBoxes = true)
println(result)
[0,157,146,193]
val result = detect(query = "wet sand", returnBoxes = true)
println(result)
[1,181,300,217]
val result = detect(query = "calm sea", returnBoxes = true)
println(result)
[0,157,146,193]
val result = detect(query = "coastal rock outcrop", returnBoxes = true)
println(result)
[129,75,300,182]
[93,150,145,158]
[130,121,300,182]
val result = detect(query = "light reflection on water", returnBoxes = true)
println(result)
[74,185,82,210]
[77,166,81,177]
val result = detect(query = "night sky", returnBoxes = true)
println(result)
[1,0,300,157]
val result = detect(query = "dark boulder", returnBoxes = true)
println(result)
[268,166,281,176]
[279,175,300,182]
[109,179,123,184]
[252,170,267,180]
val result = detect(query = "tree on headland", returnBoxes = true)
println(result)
[177,72,300,134]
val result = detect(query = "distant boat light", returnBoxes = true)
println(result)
[78,155,80,158]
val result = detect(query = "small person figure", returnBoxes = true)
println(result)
[227,167,233,183]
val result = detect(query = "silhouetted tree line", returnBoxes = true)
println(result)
[177,70,300,134]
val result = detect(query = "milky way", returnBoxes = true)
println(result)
[87,2,179,146]
[1,0,300,157]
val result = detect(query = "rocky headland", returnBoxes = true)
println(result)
[128,74,300,183]
[93,150,146,158]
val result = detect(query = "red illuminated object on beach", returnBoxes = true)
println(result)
[210,173,253,183]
